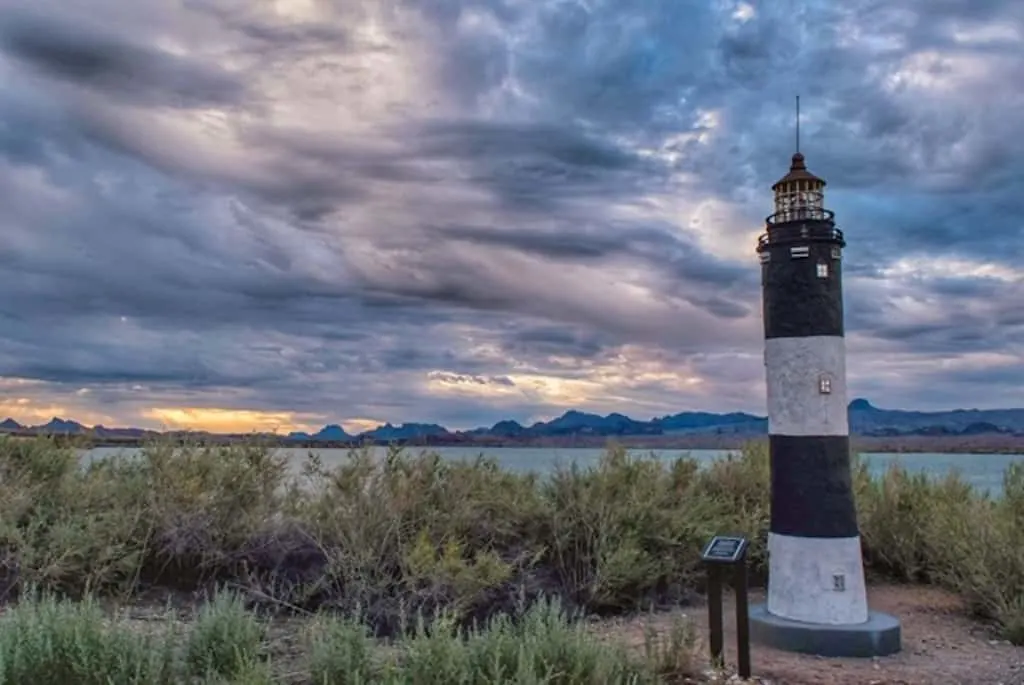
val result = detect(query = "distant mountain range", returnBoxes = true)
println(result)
[2,399,1024,445]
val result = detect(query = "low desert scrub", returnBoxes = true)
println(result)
[184,592,267,680]
[0,592,179,684]
[0,436,1023,645]
[857,459,1024,641]
[310,598,700,684]
[0,592,700,684]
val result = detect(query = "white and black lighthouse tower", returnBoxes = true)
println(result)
[748,100,901,657]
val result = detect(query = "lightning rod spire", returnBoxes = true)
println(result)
[795,95,801,154]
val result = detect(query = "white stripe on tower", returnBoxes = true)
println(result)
[766,531,867,624]
[765,336,849,437]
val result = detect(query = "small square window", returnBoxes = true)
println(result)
[816,263,829,278]
[819,374,832,394]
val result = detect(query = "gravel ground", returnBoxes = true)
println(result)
[600,584,1024,684]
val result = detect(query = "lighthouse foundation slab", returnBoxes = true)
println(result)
[749,604,901,657]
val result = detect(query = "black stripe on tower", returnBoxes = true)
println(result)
[769,434,859,538]
[762,241,844,339]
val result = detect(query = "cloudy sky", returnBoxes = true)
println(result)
[0,0,1021,433]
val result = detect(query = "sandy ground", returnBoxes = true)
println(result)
[602,584,1024,684]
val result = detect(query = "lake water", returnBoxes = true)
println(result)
[85,446,1024,497]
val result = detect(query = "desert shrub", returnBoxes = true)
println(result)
[393,599,667,685]
[921,463,1024,643]
[638,611,701,681]
[308,614,378,684]
[257,597,700,684]
[0,592,177,684]
[857,464,951,581]
[691,443,770,577]
[276,446,546,634]
[0,440,150,597]
[864,462,983,581]
[0,591,702,684]
[541,447,723,612]
[854,459,1024,644]
[139,441,289,585]
[0,437,292,598]
[856,460,988,583]
[184,591,267,680]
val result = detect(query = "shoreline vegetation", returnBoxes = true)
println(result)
[14,431,1024,454]
[2,437,1024,683]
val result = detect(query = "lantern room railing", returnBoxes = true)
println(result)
[757,221,844,250]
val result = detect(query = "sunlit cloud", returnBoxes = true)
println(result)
[143,408,321,434]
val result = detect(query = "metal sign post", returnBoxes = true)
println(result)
[701,535,752,679]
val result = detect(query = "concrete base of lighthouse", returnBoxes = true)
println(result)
[749,604,901,657]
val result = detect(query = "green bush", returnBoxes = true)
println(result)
[308,614,377,684]
[184,592,266,680]
[394,599,665,684]
[541,449,723,612]
[0,593,177,684]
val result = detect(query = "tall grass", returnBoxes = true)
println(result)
[0,435,1022,648]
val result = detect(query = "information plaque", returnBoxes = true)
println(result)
[702,534,751,678]
[701,535,748,564]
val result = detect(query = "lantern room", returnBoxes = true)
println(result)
[770,152,828,224]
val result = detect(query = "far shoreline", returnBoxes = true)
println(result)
[51,432,1024,455]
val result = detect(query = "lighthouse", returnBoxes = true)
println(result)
[748,104,901,657]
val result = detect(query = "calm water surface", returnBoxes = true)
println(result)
[85,446,1024,496]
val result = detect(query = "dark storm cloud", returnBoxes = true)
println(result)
[433,221,753,314]
[509,1,717,132]
[237,118,650,218]
[0,9,247,108]
[499,324,611,361]
[849,280,1024,354]
[415,121,648,210]
[417,121,637,171]
[0,0,1022,428]
[7,363,260,389]
[437,225,620,260]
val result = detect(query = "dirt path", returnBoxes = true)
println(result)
[602,584,1024,684]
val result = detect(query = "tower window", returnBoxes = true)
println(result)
[818,374,832,394]
[816,262,829,278]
